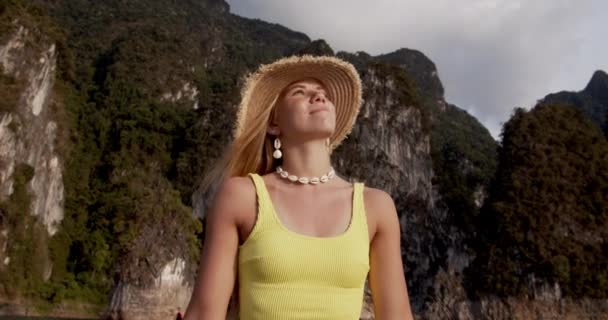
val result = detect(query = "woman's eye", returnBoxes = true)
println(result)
[292,90,304,95]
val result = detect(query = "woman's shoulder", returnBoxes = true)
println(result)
[209,176,256,222]
[362,185,395,209]
[361,186,398,238]
[219,175,255,192]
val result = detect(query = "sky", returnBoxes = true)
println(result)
[226,0,608,141]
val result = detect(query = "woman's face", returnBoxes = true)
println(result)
[269,77,336,142]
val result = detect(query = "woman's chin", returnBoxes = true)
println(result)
[315,128,335,139]
[298,127,334,140]
[310,118,335,130]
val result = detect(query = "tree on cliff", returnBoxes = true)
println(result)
[472,103,608,298]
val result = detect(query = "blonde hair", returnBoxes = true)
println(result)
[202,99,280,319]
[198,95,279,198]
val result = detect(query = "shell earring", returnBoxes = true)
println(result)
[273,137,282,159]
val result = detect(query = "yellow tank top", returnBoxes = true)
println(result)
[237,173,370,320]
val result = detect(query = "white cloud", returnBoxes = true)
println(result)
[227,0,608,140]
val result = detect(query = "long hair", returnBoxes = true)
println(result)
[198,95,279,197]
[196,96,281,320]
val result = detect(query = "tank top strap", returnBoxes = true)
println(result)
[352,181,368,233]
[245,173,275,237]
[248,172,269,207]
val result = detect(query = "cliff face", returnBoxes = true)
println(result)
[106,258,191,320]
[0,25,63,236]
[0,14,65,295]
[376,48,445,103]
[333,59,435,318]
[331,50,498,318]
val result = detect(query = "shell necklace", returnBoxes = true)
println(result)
[275,166,336,185]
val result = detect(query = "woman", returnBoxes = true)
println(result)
[185,55,413,319]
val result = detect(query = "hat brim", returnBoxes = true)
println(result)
[233,55,363,151]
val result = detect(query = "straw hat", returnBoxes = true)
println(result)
[233,54,363,152]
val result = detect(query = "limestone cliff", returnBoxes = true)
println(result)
[0,14,64,293]
[0,24,63,234]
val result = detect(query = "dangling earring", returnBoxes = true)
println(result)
[273,137,282,159]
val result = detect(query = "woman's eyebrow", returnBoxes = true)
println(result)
[286,84,327,94]
[288,84,306,91]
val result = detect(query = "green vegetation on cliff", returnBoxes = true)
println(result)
[542,70,608,134]
[431,104,498,233]
[471,103,608,298]
[0,164,48,299]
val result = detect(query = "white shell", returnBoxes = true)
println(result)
[273,150,282,159]
[274,138,281,149]
[275,167,335,185]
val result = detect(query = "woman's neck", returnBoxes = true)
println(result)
[279,139,332,177]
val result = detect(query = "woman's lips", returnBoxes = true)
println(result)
[309,107,329,114]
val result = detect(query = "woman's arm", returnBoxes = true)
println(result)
[367,188,414,320]
[185,177,250,320]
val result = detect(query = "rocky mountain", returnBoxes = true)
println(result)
[541,70,608,134]
[0,3,67,312]
[1,0,606,319]
[376,48,445,102]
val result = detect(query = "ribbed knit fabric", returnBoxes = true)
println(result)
[237,173,370,320]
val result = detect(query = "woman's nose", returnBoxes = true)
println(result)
[312,91,326,103]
